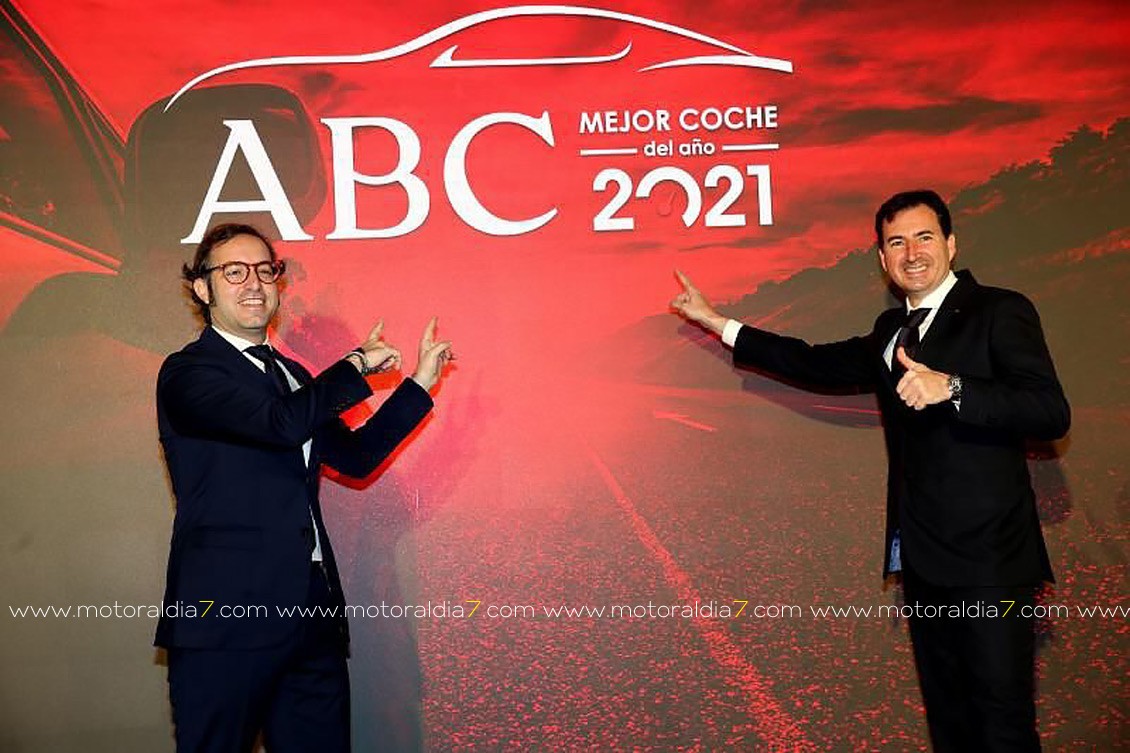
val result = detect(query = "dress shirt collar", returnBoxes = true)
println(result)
[211,325,271,355]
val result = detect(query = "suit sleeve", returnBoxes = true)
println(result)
[316,378,433,479]
[955,293,1070,440]
[732,324,877,391]
[158,355,373,448]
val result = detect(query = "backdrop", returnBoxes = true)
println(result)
[1,0,1127,750]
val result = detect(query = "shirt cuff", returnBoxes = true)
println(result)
[721,319,743,348]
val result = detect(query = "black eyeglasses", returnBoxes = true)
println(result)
[202,260,286,285]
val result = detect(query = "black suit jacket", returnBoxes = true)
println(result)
[732,271,1069,587]
[155,326,432,649]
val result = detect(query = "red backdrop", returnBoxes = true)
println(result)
[1,1,1127,750]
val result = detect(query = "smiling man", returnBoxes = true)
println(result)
[193,231,282,340]
[671,190,1069,752]
[156,223,452,752]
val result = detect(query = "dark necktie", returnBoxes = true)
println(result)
[244,344,291,395]
[891,307,930,382]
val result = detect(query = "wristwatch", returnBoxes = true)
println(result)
[947,373,963,401]
[345,350,367,373]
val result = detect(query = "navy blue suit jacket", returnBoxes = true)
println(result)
[732,271,1069,587]
[155,326,432,649]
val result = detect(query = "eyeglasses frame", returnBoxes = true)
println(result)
[202,260,287,285]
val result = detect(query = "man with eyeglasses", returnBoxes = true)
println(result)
[155,223,452,752]
[671,191,1069,751]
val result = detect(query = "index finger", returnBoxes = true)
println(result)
[674,269,696,292]
[422,316,438,343]
[368,319,385,342]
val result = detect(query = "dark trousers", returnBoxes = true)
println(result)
[167,564,350,753]
[902,567,1041,753]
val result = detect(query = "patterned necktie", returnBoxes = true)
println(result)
[244,344,291,395]
[892,307,930,382]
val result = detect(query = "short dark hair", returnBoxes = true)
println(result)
[182,223,277,323]
[874,190,952,248]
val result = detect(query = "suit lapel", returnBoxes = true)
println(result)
[876,307,905,392]
[274,351,312,387]
[199,327,259,378]
[916,270,977,365]
[198,326,279,392]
